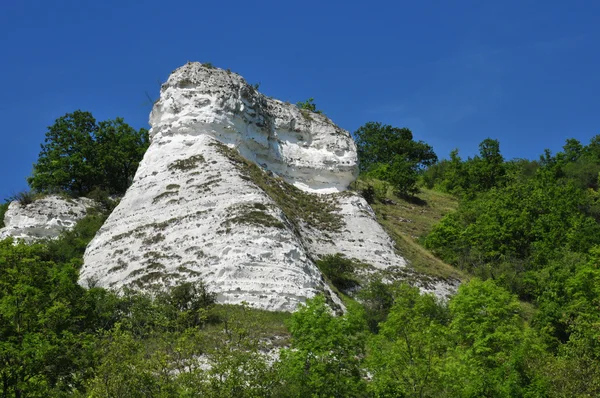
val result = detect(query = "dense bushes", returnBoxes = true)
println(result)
[2,214,599,396]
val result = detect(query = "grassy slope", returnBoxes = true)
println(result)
[352,178,466,282]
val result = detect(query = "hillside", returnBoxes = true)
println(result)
[2,62,600,396]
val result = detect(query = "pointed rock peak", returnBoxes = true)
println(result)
[149,62,358,194]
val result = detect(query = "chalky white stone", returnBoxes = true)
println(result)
[79,62,455,311]
[0,195,96,242]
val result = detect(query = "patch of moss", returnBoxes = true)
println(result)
[177,264,202,276]
[211,142,343,232]
[168,155,205,172]
[299,109,313,121]
[193,177,222,193]
[222,204,285,230]
[131,271,169,287]
[108,259,128,274]
[146,262,166,271]
[142,233,166,246]
[152,191,178,204]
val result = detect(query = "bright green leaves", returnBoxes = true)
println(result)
[28,110,149,196]
[278,295,368,397]
[366,281,546,398]
[354,122,437,197]
[367,284,449,397]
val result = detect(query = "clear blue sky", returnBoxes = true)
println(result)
[1,0,599,200]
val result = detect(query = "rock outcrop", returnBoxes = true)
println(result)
[148,63,358,194]
[80,62,453,311]
[0,195,96,242]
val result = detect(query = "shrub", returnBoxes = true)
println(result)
[0,201,8,228]
[360,184,376,204]
[9,190,39,206]
[296,98,322,114]
[316,253,360,290]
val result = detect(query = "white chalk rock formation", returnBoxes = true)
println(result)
[148,62,358,193]
[81,62,451,311]
[0,195,96,242]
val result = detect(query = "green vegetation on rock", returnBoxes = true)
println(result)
[211,141,343,232]
[0,201,8,228]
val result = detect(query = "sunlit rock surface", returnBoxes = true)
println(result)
[0,195,96,242]
[80,62,454,311]
[148,62,358,193]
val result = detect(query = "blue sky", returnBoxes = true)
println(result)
[1,0,599,200]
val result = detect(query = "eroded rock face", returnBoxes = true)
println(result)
[80,62,453,312]
[0,195,96,242]
[149,62,358,193]
[81,134,336,312]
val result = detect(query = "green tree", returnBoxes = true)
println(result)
[277,295,368,397]
[470,138,505,192]
[316,254,359,291]
[367,284,450,397]
[354,122,437,196]
[28,111,98,194]
[296,98,321,114]
[94,118,149,194]
[443,279,544,397]
[28,111,149,196]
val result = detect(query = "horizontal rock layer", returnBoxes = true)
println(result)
[149,62,358,193]
[80,62,454,311]
[0,195,96,242]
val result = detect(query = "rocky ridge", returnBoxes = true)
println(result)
[77,62,455,311]
[0,195,96,242]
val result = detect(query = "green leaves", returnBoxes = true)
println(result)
[367,285,449,397]
[28,111,149,196]
[278,295,368,397]
[354,122,437,197]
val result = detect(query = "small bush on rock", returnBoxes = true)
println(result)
[316,253,360,290]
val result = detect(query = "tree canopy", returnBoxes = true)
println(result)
[28,110,149,196]
[354,122,437,196]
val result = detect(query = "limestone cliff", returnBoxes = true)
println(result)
[0,195,96,242]
[79,62,453,312]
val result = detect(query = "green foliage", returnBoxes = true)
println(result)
[443,279,546,397]
[354,122,437,197]
[421,134,600,395]
[0,239,95,396]
[28,110,149,196]
[8,190,39,206]
[357,278,395,333]
[423,138,505,196]
[425,170,600,297]
[277,295,368,397]
[45,212,108,264]
[359,184,376,204]
[364,281,548,397]
[296,97,321,114]
[316,253,360,290]
[0,201,9,228]
[367,284,449,397]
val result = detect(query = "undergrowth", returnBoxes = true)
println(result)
[352,177,464,281]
